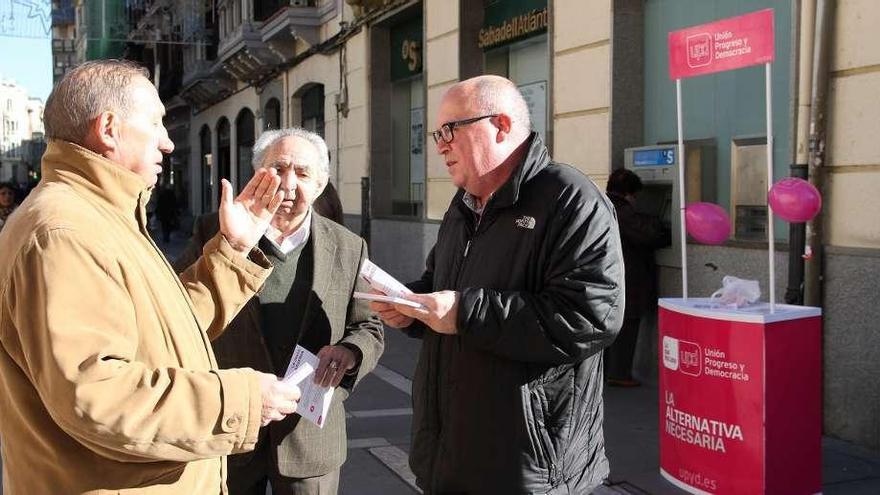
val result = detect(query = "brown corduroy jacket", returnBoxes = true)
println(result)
[0,141,271,494]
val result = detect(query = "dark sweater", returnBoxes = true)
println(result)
[258,236,318,374]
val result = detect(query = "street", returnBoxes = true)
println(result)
[338,328,421,494]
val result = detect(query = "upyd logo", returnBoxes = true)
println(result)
[663,336,702,377]
[686,33,712,67]
[663,336,679,371]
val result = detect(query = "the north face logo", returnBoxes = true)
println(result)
[515,215,536,229]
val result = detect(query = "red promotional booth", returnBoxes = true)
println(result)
[657,9,824,493]
[658,298,822,494]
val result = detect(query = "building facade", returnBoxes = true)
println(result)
[51,0,78,85]
[0,79,44,183]
[140,0,878,451]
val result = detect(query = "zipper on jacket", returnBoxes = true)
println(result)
[455,205,486,290]
[462,212,483,260]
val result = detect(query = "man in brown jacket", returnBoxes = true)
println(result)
[0,60,301,494]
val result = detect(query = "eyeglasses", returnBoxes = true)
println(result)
[430,114,498,145]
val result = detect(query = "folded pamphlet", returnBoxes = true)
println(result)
[359,259,412,299]
[353,291,424,309]
[282,345,334,428]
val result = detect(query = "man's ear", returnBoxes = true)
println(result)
[84,111,120,155]
[493,113,513,143]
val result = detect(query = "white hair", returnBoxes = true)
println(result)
[251,127,330,185]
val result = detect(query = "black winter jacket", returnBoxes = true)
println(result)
[404,134,625,494]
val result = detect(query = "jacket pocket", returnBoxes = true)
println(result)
[130,463,187,488]
[522,383,557,472]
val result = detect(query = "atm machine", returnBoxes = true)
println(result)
[623,143,716,268]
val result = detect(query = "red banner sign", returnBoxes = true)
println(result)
[668,9,775,80]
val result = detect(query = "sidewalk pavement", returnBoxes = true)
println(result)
[601,383,880,494]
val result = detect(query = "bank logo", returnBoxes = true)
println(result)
[663,336,679,371]
[686,33,713,68]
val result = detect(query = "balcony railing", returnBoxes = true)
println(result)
[261,0,337,53]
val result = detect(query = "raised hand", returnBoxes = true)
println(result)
[218,168,284,255]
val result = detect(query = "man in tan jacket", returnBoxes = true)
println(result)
[0,60,301,494]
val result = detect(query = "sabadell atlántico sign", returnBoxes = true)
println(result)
[478,7,548,49]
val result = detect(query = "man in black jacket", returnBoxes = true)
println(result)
[371,75,625,494]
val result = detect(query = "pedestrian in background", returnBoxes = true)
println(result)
[175,128,383,495]
[605,168,670,387]
[371,75,624,494]
[155,183,179,243]
[0,182,17,232]
[0,59,301,494]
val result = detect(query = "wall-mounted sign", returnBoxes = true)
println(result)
[479,0,548,50]
[401,39,421,73]
[391,17,423,81]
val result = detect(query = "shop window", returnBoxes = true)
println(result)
[731,137,768,241]
[300,85,324,137]
[236,108,255,189]
[216,117,231,188]
[484,34,549,140]
[369,11,424,218]
[389,76,425,217]
[264,98,281,130]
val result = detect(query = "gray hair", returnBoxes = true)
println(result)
[252,127,330,186]
[454,75,531,136]
[44,59,150,145]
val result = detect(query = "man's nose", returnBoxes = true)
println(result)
[435,138,450,154]
[159,126,174,154]
[280,168,298,191]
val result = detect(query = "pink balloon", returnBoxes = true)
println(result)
[768,177,822,223]
[685,202,731,245]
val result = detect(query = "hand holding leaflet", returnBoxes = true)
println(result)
[282,346,334,428]
[359,259,412,299]
[353,291,424,309]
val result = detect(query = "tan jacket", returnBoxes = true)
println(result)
[0,141,271,494]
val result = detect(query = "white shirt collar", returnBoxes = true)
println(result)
[265,209,312,255]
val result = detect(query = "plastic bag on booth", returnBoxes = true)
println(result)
[710,276,761,308]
